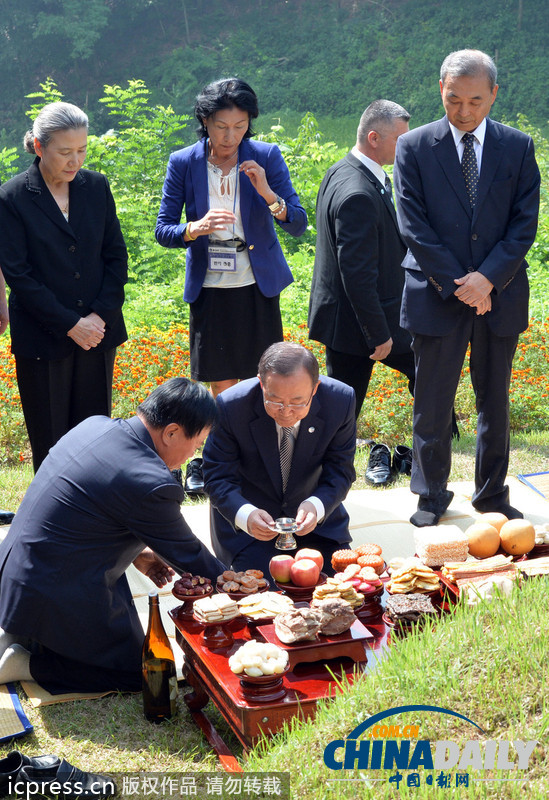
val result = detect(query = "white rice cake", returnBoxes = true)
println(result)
[414,525,469,566]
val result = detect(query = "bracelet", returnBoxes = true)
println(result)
[186,224,197,241]
[270,198,286,217]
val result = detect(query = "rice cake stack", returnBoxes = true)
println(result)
[414,525,468,567]
[194,593,240,623]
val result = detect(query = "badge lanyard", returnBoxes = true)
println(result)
[207,142,239,272]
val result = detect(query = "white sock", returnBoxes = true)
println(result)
[0,644,32,683]
[0,628,20,660]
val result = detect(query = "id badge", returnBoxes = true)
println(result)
[208,244,237,272]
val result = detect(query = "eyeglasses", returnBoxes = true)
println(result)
[262,389,314,412]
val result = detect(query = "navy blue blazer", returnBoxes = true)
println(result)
[0,416,225,676]
[394,116,540,337]
[0,159,127,360]
[202,376,356,563]
[155,138,307,303]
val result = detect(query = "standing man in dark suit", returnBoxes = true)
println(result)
[203,342,356,580]
[308,100,411,422]
[394,49,540,527]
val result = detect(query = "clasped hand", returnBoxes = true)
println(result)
[67,312,106,350]
[454,272,493,315]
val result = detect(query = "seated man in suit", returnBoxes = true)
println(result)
[0,378,226,693]
[203,342,356,581]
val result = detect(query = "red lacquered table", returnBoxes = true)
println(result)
[169,605,391,771]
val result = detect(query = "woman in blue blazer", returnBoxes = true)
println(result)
[155,78,307,397]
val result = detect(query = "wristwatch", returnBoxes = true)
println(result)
[268,195,283,212]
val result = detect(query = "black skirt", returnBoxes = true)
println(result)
[189,284,283,382]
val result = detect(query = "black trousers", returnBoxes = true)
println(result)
[411,315,518,509]
[30,646,141,695]
[15,347,116,472]
[325,346,415,420]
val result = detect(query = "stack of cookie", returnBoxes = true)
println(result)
[216,569,269,595]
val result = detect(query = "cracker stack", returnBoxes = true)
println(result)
[237,592,294,618]
[387,558,440,594]
[312,578,364,609]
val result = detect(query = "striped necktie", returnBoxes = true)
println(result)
[461,132,479,208]
[279,427,294,492]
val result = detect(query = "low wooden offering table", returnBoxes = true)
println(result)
[169,605,391,770]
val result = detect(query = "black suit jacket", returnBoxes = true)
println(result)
[203,377,356,563]
[394,117,540,337]
[0,158,127,359]
[308,152,409,356]
[0,416,225,675]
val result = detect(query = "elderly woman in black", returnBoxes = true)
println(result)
[0,102,127,471]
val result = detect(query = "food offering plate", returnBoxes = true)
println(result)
[354,583,385,620]
[530,542,549,557]
[217,584,270,602]
[274,573,327,603]
[192,613,238,650]
[257,617,373,670]
[381,611,436,638]
[236,664,291,703]
[172,584,213,619]
[242,613,276,631]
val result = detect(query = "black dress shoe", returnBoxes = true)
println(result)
[393,445,412,475]
[16,760,116,799]
[184,457,205,496]
[0,510,15,525]
[0,752,59,797]
[365,444,393,486]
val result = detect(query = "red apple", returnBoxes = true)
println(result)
[290,558,321,587]
[294,548,324,572]
[269,554,295,583]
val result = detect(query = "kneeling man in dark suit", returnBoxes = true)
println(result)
[0,378,225,693]
[203,342,356,581]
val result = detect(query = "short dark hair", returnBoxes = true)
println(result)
[258,342,319,385]
[138,378,217,437]
[440,49,497,91]
[357,100,410,145]
[194,77,259,139]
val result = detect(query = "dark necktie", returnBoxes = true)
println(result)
[384,174,393,204]
[279,427,294,492]
[461,132,479,208]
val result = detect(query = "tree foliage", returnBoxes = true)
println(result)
[1,0,548,147]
